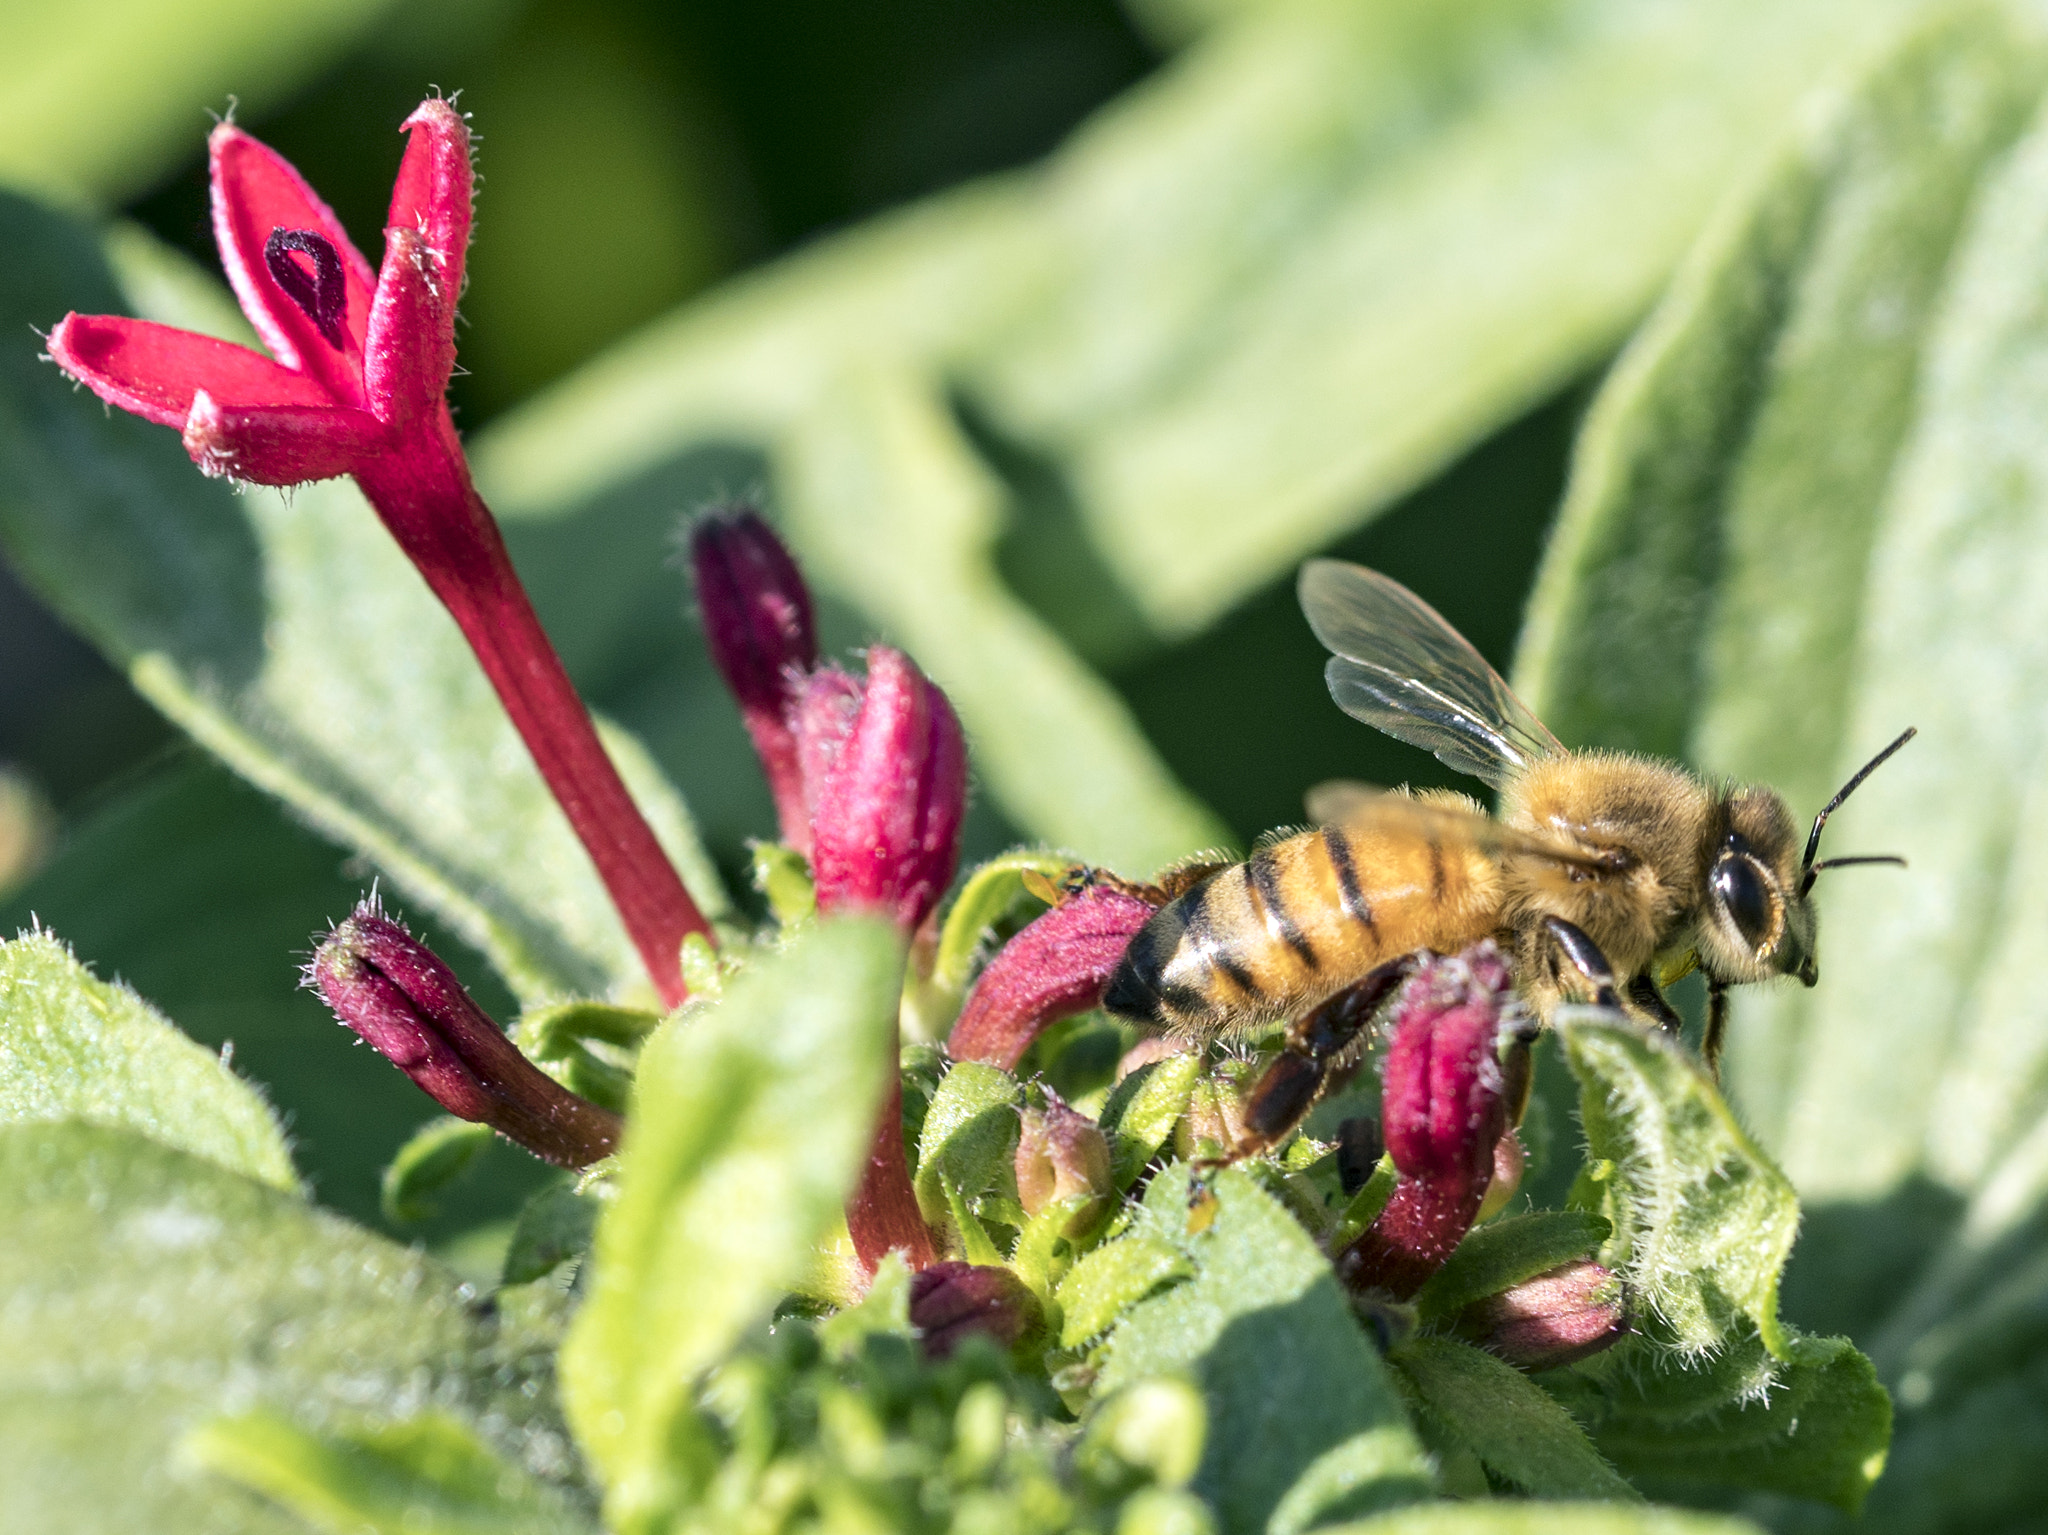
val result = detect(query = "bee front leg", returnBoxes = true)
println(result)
[1214,955,1419,1165]
[1702,979,1731,1082]
[1539,915,1623,1011]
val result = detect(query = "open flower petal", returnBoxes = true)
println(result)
[210,123,374,400]
[364,227,458,429]
[387,100,473,294]
[183,391,386,485]
[48,313,333,428]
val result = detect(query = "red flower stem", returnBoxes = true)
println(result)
[354,422,708,1007]
[846,1065,939,1274]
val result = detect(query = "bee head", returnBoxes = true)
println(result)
[1699,787,1814,987]
[1701,730,1917,990]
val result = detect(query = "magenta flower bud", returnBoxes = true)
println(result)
[1462,1259,1627,1371]
[949,881,1159,1069]
[808,647,967,935]
[1015,1091,1113,1223]
[689,507,818,851]
[908,1261,1041,1360]
[308,900,621,1168]
[1337,943,1513,1300]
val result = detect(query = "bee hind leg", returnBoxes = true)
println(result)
[1207,955,1419,1166]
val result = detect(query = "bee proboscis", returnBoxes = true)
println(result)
[1103,558,1911,1155]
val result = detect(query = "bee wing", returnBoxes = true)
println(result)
[1299,559,1564,793]
[1304,782,1614,873]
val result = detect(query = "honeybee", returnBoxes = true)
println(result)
[1103,558,1909,1142]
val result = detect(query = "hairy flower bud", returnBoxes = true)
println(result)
[808,646,967,935]
[689,506,818,850]
[949,880,1159,1069]
[909,1261,1041,1359]
[1337,943,1513,1299]
[1015,1091,1114,1226]
[1461,1259,1627,1371]
[309,899,620,1167]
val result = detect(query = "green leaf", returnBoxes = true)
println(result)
[1099,1167,1430,1535]
[515,1000,662,1117]
[913,1060,1024,1237]
[0,929,295,1191]
[0,0,395,205]
[558,915,902,1534]
[185,1408,594,1535]
[1516,13,2048,1522]
[1057,1234,1195,1349]
[383,1118,498,1225]
[0,753,546,1234]
[501,1179,604,1287]
[1100,1052,1204,1189]
[0,1122,560,1535]
[1314,1506,1762,1535]
[0,198,728,1007]
[1389,1333,1638,1501]
[1413,1211,1613,1321]
[1572,1329,1891,1513]
[1562,1012,1799,1357]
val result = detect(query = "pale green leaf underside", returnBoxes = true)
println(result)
[1520,10,2048,1526]
[0,931,296,1191]
[0,1122,562,1535]
[0,196,728,1006]
[560,916,902,1532]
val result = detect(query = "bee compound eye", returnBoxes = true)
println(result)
[1710,855,1775,953]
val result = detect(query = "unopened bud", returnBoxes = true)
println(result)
[308,899,621,1168]
[949,880,1159,1069]
[808,647,968,935]
[1015,1092,1113,1227]
[908,1261,1040,1359]
[690,506,818,850]
[1462,1259,1626,1371]
[1336,943,1513,1299]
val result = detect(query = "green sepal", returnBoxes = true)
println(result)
[382,1117,496,1226]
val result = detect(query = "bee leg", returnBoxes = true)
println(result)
[1498,1008,1541,1128]
[1216,955,1419,1165]
[1625,973,1684,1035]
[1702,979,1730,1082]
[1539,916,1623,1010]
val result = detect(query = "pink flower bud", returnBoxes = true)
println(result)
[808,647,967,935]
[908,1261,1041,1359]
[1337,943,1513,1299]
[948,881,1159,1069]
[1462,1259,1627,1371]
[1015,1091,1113,1223]
[689,507,818,850]
[308,899,620,1168]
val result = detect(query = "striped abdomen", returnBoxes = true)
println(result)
[1102,818,1503,1036]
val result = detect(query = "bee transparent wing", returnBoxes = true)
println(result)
[1304,782,1614,873]
[1299,559,1564,793]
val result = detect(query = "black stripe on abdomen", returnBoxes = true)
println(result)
[1323,825,1375,934]
[1248,848,1319,970]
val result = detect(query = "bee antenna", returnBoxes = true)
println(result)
[1801,853,1908,896]
[1802,726,1917,877]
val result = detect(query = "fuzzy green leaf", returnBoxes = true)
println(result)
[502,1179,604,1287]
[1100,1167,1430,1535]
[0,199,727,1006]
[1057,1235,1195,1349]
[913,1060,1024,1236]
[1315,1506,1761,1535]
[559,916,902,1534]
[0,1122,559,1535]
[382,1119,496,1226]
[185,1409,593,1535]
[1413,1211,1613,1321]
[1100,1052,1204,1189]
[1390,1333,1637,1501]
[0,930,295,1191]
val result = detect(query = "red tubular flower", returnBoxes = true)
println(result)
[948,881,1160,1069]
[309,899,620,1168]
[807,646,967,936]
[1336,943,1513,1300]
[688,507,818,851]
[45,102,708,1008]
